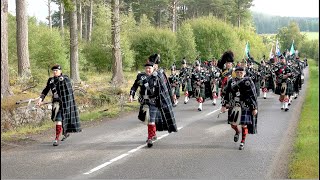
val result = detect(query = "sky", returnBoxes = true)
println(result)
[8,0,319,23]
[8,0,59,23]
[250,0,319,18]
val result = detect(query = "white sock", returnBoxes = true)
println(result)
[213,98,216,104]
[198,103,202,110]
[184,96,189,102]
[263,92,267,98]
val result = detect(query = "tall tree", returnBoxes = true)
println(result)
[86,0,93,41]
[77,0,82,39]
[47,0,52,30]
[111,0,125,85]
[82,6,87,40]
[16,0,31,78]
[1,0,13,98]
[59,0,64,36]
[67,0,81,82]
[171,0,178,32]
[232,0,253,28]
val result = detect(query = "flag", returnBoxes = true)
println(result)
[290,40,295,55]
[245,41,250,58]
[275,39,281,56]
[269,44,274,58]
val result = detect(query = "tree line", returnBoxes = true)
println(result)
[1,0,318,99]
[252,12,319,34]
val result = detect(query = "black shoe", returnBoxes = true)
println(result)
[61,133,70,141]
[288,103,291,106]
[281,108,284,110]
[184,101,187,104]
[198,108,202,111]
[285,108,289,111]
[53,140,59,146]
[263,97,266,99]
[294,96,298,99]
[234,134,239,142]
[239,142,244,150]
[147,139,153,148]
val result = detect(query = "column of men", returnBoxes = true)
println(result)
[130,51,306,149]
[170,52,306,112]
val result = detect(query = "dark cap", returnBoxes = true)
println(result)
[144,61,154,67]
[235,66,245,71]
[148,54,160,64]
[51,64,61,70]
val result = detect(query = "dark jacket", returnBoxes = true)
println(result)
[40,75,81,134]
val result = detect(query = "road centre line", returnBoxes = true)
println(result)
[205,108,221,116]
[83,126,183,175]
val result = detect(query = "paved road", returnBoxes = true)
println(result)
[1,68,308,179]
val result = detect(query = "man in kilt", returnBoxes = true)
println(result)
[129,54,178,148]
[179,58,193,104]
[168,65,181,107]
[209,58,221,106]
[37,64,81,146]
[220,66,258,150]
[191,60,207,111]
[274,56,294,111]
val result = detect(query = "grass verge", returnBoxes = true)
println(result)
[288,59,319,178]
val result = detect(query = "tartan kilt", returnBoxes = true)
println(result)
[286,81,294,96]
[227,109,257,134]
[149,104,160,123]
[266,78,275,91]
[171,85,180,98]
[186,79,193,91]
[227,109,252,124]
[194,86,206,99]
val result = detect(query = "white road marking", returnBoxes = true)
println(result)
[205,108,220,116]
[83,126,183,175]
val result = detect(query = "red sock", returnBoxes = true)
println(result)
[231,124,239,134]
[148,124,156,140]
[241,126,248,143]
[56,125,62,140]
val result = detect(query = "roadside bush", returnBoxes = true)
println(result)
[176,23,197,65]
[131,27,177,70]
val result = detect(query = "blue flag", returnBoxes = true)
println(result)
[275,40,281,56]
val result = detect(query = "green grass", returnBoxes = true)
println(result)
[288,59,319,179]
[302,32,319,40]
[1,122,53,141]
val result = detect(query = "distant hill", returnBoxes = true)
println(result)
[252,11,319,34]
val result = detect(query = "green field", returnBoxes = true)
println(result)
[302,32,319,40]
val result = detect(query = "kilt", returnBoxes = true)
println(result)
[171,85,180,98]
[275,81,294,96]
[149,104,160,123]
[185,79,193,91]
[227,108,257,134]
[228,108,253,125]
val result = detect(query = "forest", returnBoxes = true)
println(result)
[1,0,319,100]
[252,12,319,34]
